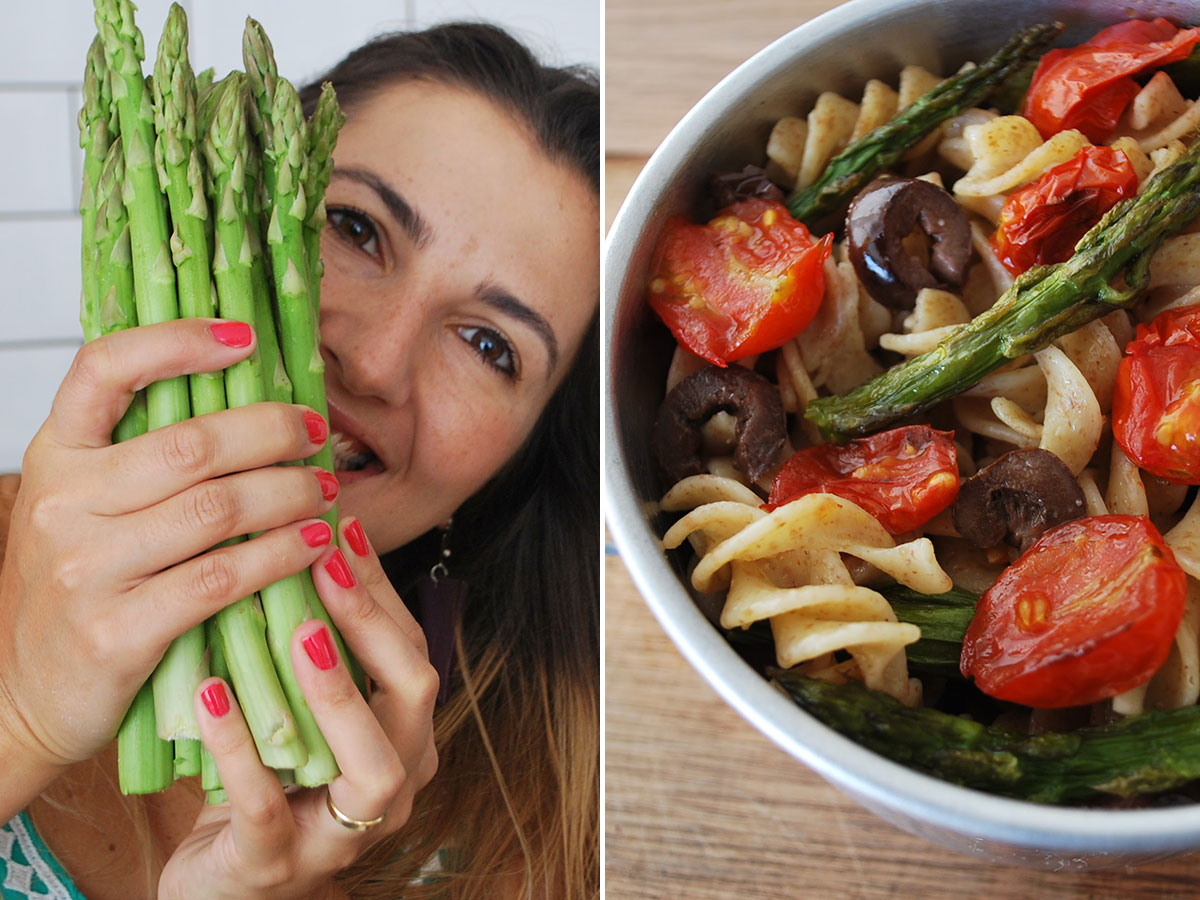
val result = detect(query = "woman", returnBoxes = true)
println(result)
[0,22,599,900]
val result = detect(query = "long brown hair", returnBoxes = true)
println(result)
[299,23,600,899]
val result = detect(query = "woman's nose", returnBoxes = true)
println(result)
[324,300,423,406]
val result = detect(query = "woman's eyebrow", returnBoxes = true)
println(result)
[330,167,433,248]
[478,283,560,373]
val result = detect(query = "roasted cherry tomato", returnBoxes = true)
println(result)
[960,515,1186,709]
[766,425,959,535]
[1023,18,1200,142]
[992,145,1137,275]
[1113,304,1200,484]
[646,198,833,366]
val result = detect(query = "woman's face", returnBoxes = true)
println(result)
[318,79,599,553]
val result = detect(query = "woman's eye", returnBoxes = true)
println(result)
[458,326,518,379]
[327,207,379,256]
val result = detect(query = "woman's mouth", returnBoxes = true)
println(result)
[330,430,385,481]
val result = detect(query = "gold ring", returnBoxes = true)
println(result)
[325,789,385,832]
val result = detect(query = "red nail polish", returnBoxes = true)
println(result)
[303,626,338,671]
[201,682,231,717]
[304,412,328,445]
[301,521,333,547]
[209,321,253,348]
[316,470,339,501]
[344,519,370,557]
[324,549,357,588]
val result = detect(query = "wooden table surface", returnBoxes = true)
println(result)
[603,2,1200,896]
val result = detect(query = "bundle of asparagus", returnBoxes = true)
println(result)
[81,0,352,798]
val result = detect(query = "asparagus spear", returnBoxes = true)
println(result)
[243,25,329,454]
[242,17,280,247]
[303,83,344,311]
[263,82,338,479]
[775,671,1200,803]
[245,25,365,774]
[241,106,293,406]
[254,77,347,788]
[153,3,221,411]
[174,738,201,778]
[202,74,308,771]
[244,18,340,494]
[787,22,1062,226]
[79,36,114,344]
[93,142,133,338]
[880,584,976,677]
[806,137,1200,441]
[241,19,278,167]
[148,1,215,748]
[195,66,215,93]
[90,136,169,792]
[117,684,175,795]
[201,618,227,801]
[94,0,191,432]
[92,139,148,443]
[197,73,225,138]
[97,0,193,793]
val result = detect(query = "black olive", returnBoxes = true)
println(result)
[653,365,786,485]
[952,448,1087,552]
[846,176,972,309]
[708,165,785,208]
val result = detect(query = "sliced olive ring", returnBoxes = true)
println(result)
[653,364,786,485]
[846,176,972,309]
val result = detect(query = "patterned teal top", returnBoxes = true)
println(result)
[0,813,85,900]
[1,809,449,898]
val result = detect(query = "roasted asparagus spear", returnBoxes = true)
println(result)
[776,671,1200,803]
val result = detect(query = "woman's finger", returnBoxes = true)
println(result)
[96,402,329,515]
[114,465,336,576]
[312,545,440,698]
[336,517,427,653]
[193,677,297,866]
[44,319,257,450]
[290,621,409,828]
[112,519,335,666]
[307,547,441,785]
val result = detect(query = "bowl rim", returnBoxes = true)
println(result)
[604,0,1200,853]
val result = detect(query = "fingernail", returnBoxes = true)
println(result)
[303,625,338,671]
[304,412,328,445]
[209,321,253,348]
[301,521,333,547]
[201,682,231,718]
[344,519,369,557]
[316,470,339,501]
[324,548,357,588]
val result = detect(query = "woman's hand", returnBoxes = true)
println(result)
[160,517,440,900]
[0,321,337,791]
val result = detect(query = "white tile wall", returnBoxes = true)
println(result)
[0,91,78,213]
[189,1,411,90]
[0,220,85,342]
[0,0,184,85]
[0,0,598,474]
[0,346,81,471]
[414,0,600,69]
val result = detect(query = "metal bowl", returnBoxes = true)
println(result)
[605,0,1200,868]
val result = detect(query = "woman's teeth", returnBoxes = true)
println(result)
[330,430,375,471]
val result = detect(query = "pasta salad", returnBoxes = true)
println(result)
[645,16,1200,805]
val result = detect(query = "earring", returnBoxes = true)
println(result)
[416,517,468,706]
